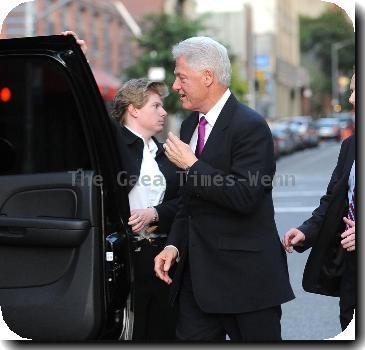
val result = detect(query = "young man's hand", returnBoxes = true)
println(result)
[61,31,87,54]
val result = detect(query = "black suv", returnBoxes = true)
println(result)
[0,35,134,341]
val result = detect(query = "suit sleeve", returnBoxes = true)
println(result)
[154,196,181,233]
[295,138,350,252]
[165,201,188,254]
[184,116,275,214]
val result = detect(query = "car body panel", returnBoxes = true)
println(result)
[0,35,132,340]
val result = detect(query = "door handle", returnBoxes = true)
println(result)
[0,216,90,247]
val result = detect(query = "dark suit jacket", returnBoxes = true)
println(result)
[295,135,355,297]
[111,119,180,234]
[167,94,295,313]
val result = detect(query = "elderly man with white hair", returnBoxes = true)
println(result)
[154,37,295,341]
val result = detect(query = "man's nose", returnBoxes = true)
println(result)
[172,78,180,91]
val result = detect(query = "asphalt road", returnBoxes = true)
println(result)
[274,140,343,340]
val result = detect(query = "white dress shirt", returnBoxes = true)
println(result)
[189,88,231,152]
[125,126,166,238]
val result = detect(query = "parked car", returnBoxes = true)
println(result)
[270,122,297,155]
[316,118,341,141]
[279,121,305,151]
[0,35,133,340]
[289,116,319,148]
[335,112,354,129]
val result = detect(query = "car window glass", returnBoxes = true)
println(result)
[0,56,91,175]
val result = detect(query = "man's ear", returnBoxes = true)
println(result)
[127,104,138,118]
[203,69,214,87]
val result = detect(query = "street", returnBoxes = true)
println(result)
[274,140,342,340]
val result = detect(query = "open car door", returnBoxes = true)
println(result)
[0,35,132,340]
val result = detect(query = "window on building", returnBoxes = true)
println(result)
[0,56,91,175]
[4,27,26,37]
[103,14,111,70]
[76,4,85,41]
[4,15,24,25]
[46,19,55,35]
[61,3,69,30]
[92,10,99,52]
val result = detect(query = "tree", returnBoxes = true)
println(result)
[300,7,355,114]
[230,61,248,103]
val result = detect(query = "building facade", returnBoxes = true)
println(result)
[250,0,309,119]
[1,1,140,77]
[195,0,309,119]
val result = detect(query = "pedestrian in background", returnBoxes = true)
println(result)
[111,78,179,341]
[283,73,356,331]
[154,36,294,341]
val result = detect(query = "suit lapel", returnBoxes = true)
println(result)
[343,136,355,178]
[181,112,199,144]
[345,137,355,175]
[334,136,355,199]
[200,94,238,160]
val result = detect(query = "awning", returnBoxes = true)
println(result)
[92,68,121,101]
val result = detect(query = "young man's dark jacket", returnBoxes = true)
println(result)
[110,118,181,235]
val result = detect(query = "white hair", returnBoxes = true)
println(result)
[172,36,232,86]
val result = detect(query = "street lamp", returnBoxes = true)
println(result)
[331,39,353,110]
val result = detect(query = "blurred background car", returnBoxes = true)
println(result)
[271,132,281,160]
[335,112,355,140]
[316,118,341,141]
[289,116,319,148]
[270,122,297,155]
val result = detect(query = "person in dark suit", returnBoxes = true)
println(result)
[154,37,295,341]
[283,73,356,332]
[110,78,179,341]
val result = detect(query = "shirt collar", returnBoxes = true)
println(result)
[124,125,157,153]
[199,88,231,126]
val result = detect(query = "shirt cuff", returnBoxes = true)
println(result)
[164,245,180,262]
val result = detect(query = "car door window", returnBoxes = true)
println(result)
[0,56,91,175]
